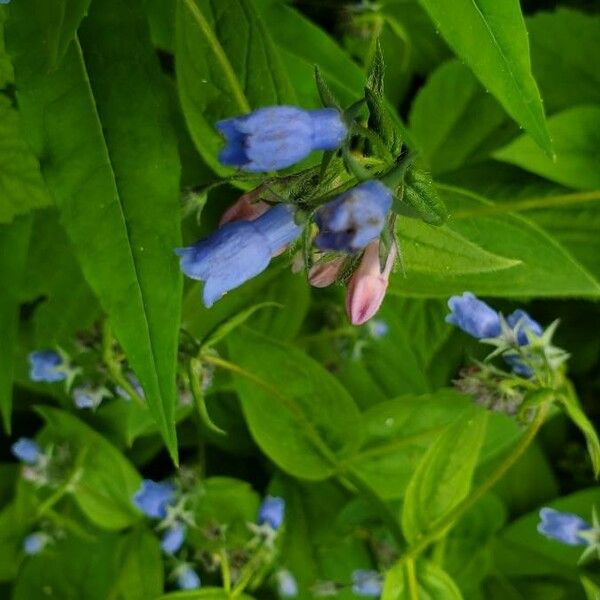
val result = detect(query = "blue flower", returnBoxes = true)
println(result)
[276,569,299,598]
[368,319,388,338]
[73,385,109,410]
[115,373,145,401]
[23,532,48,555]
[161,522,186,555]
[507,309,543,346]
[352,570,382,597]
[258,496,285,530]
[133,479,175,519]
[28,350,66,383]
[538,507,591,546]
[176,565,201,590]
[11,438,41,465]
[503,354,534,378]
[446,292,502,339]
[315,181,392,252]
[217,106,347,172]
[176,204,301,307]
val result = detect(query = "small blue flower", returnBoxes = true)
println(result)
[538,507,591,546]
[503,354,534,378]
[352,570,382,597]
[258,496,285,530]
[176,565,201,590]
[133,479,175,519]
[176,204,301,307]
[161,522,186,555]
[115,373,145,401]
[276,569,299,598]
[11,438,41,465]
[507,309,543,346]
[28,350,66,383]
[368,319,388,338]
[73,385,109,410]
[315,181,392,252]
[446,292,502,339]
[23,532,48,555]
[217,106,347,172]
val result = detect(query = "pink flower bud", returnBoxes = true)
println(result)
[346,242,396,325]
[308,257,344,288]
[219,188,269,226]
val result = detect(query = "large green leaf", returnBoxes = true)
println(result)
[0,215,31,432]
[389,186,600,298]
[494,106,600,191]
[383,561,464,600]
[528,9,600,115]
[0,7,13,87]
[37,406,142,530]
[0,96,51,223]
[227,328,362,480]
[417,0,551,155]
[175,0,295,173]
[401,407,488,544]
[8,0,183,459]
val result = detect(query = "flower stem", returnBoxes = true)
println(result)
[405,558,419,600]
[401,404,549,561]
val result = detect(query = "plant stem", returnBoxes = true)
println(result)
[401,404,549,561]
[405,558,419,600]
[219,548,232,595]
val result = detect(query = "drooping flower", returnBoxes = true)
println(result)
[308,257,345,288]
[73,385,110,410]
[161,522,187,555]
[217,106,347,172]
[28,350,66,383]
[219,188,270,226]
[11,438,41,465]
[176,565,201,590]
[133,479,175,519]
[446,292,502,339]
[537,507,591,546]
[346,242,396,325]
[115,373,145,401]
[23,532,49,555]
[258,496,285,530]
[276,569,299,598]
[315,181,392,253]
[507,309,543,346]
[176,204,301,307]
[351,570,382,597]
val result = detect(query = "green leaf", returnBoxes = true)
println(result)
[409,59,511,175]
[528,9,600,114]
[159,590,253,600]
[8,0,183,460]
[417,0,552,154]
[383,561,464,600]
[0,215,31,432]
[175,0,295,173]
[0,8,14,87]
[494,106,600,191]
[227,328,362,480]
[389,186,600,298]
[112,528,164,600]
[37,406,142,530]
[401,407,488,544]
[0,96,52,224]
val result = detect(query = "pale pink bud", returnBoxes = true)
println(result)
[308,258,344,288]
[219,188,269,226]
[346,242,396,325]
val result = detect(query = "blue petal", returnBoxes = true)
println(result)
[507,309,543,346]
[538,507,591,546]
[446,292,501,339]
[11,438,41,464]
[216,117,249,167]
[258,496,285,530]
[309,108,348,151]
[133,479,175,519]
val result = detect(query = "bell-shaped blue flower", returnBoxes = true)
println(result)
[133,479,175,519]
[115,372,145,401]
[176,204,301,307]
[217,106,347,172]
[446,292,502,339]
[315,181,392,252]
[11,438,41,465]
[351,570,382,597]
[538,507,591,546]
[28,350,66,383]
[23,532,48,555]
[161,522,186,555]
[507,309,543,346]
[258,496,285,530]
[276,569,299,598]
[176,565,201,590]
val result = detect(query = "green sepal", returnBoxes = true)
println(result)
[517,387,554,422]
[189,357,226,436]
[378,214,397,272]
[400,168,448,226]
[314,65,341,110]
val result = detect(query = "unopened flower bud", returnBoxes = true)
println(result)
[308,258,344,288]
[346,242,396,325]
[219,189,270,226]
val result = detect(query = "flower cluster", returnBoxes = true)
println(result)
[177,83,442,325]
